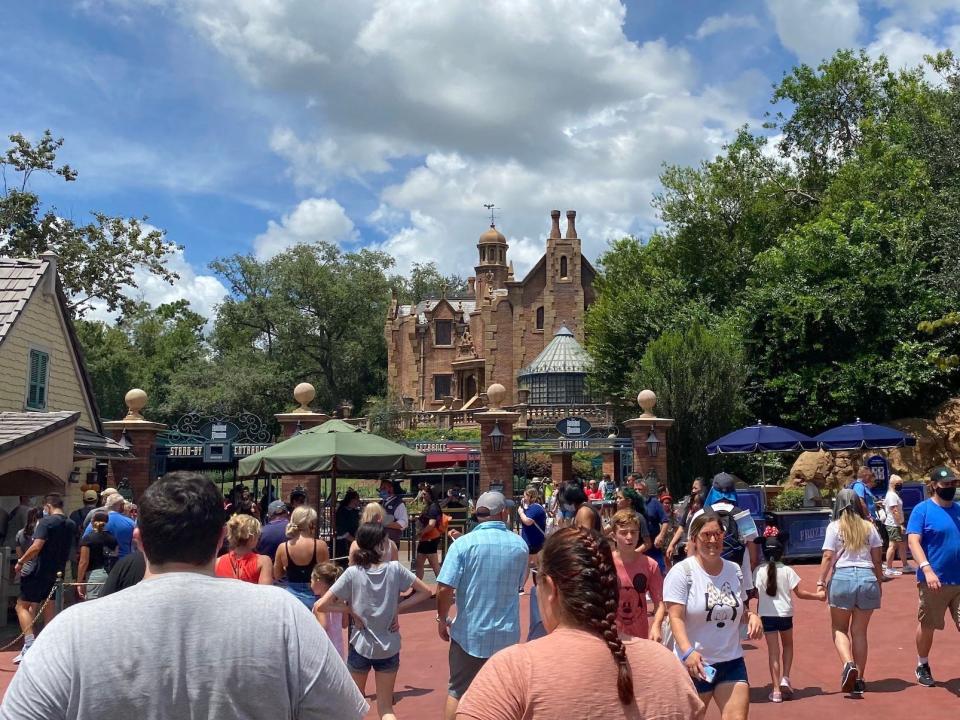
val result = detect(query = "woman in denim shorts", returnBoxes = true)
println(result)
[817,489,884,697]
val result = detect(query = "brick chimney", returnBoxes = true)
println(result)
[549,210,561,239]
[565,210,577,239]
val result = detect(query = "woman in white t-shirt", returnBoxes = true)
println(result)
[816,488,883,697]
[753,529,825,702]
[664,509,763,718]
[882,475,915,576]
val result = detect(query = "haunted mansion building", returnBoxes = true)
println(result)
[385,210,597,409]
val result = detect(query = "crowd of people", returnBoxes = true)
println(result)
[1,463,958,719]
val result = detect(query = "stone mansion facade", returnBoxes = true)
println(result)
[385,210,597,409]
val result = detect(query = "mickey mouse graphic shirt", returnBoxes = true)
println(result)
[612,552,663,638]
[663,557,747,664]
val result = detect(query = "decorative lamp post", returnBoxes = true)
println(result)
[488,420,506,452]
[646,426,660,458]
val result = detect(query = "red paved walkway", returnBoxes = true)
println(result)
[1,564,958,718]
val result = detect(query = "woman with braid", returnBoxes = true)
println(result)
[456,527,704,719]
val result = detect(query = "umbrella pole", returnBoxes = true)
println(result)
[330,463,337,544]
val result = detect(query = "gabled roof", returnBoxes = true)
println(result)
[0,258,47,344]
[518,324,592,376]
[0,256,104,432]
[397,297,476,324]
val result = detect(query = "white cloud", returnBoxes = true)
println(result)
[876,0,960,31]
[766,0,863,65]
[867,26,942,77]
[692,13,761,40]
[253,197,356,259]
[84,244,229,327]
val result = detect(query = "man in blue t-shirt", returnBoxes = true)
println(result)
[82,494,135,557]
[636,477,669,574]
[849,467,879,520]
[907,466,960,688]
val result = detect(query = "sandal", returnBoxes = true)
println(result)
[769,692,783,703]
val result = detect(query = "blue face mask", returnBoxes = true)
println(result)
[379,489,390,500]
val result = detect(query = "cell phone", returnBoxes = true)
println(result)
[702,663,717,684]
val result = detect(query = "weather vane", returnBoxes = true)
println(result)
[483,203,498,227]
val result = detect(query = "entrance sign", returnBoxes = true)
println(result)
[556,416,592,438]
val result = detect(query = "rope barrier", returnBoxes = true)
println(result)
[0,573,60,653]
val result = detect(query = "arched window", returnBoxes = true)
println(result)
[479,247,486,262]
[499,247,505,264]
[559,255,568,278]
[536,306,544,330]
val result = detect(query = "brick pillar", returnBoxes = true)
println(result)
[550,451,573,486]
[475,411,519,495]
[273,382,331,515]
[601,449,618,483]
[103,388,167,503]
[623,389,674,491]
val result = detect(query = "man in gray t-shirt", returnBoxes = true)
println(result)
[1,472,367,720]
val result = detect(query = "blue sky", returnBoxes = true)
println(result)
[3,1,959,320]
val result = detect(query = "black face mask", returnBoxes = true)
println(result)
[935,486,957,501]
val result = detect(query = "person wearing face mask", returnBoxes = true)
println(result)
[907,466,960,688]
[378,477,408,545]
[882,474,916,576]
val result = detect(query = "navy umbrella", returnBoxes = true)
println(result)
[706,422,816,455]
[812,419,917,451]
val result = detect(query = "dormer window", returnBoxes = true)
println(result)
[560,255,568,278]
[434,319,453,346]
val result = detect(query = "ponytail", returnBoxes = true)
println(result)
[761,534,784,597]
[765,556,778,597]
[540,527,634,705]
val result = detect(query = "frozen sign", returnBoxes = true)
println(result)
[556,416,592,438]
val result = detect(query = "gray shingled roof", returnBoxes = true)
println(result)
[74,426,135,459]
[518,325,592,376]
[0,258,47,345]
[0,411,80,455]
[397,298,476,324]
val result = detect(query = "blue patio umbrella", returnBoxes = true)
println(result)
[706,422,817,455]
[812,419,917,451]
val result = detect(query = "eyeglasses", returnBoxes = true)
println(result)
[698,531,723,541]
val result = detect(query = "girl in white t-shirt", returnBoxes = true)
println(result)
[816,489,884,697]
[753,529,825,703]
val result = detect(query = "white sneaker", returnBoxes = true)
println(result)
[12,648,25,665]
[883,568,898,578]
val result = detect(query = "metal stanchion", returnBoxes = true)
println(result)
[54,571,64,613]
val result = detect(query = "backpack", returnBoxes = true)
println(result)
[711,503,746,565]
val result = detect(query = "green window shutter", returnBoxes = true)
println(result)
[27,350,49,410]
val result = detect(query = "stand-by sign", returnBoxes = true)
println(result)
[867,454,890,494]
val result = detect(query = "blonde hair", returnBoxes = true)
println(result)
[311,560,342,586]
[610,509,641,531]
[524,487,539,504]
[286,506,318,538]
[837,510,871,553]
[226,514,262,548]
[360,502,385,525]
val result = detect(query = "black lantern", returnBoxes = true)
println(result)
[646,426,660,458]
[68,467,81,484]
[118,429,132,451]
[488,420,506,452]
[294,419,303,435]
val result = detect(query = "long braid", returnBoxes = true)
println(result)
[541,527,635,705]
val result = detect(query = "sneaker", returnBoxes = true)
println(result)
[769,691,783,703]
[11,645,27,665]
[853,679,865,696]
[841,661,859,693]
[780,678,794,700]
[883,568,896,578]
[916,663,935,687]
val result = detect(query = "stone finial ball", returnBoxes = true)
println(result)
[294,382,316,408]
[637,389,657,413]
[487,383,507,408]
[125,388,147,414]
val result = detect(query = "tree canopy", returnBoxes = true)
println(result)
[587,50,960,489]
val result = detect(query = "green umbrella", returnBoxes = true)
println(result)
[237,419,425,537]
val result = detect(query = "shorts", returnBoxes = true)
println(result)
[829,566,881,610]
[886,525,903,543]
[448,640,488,699]
[693,656,748,694]
[761,615,794,633]
[918,583,960,631]
[417,537,441,555]
[19,573,56,603]
[347,645,400,673]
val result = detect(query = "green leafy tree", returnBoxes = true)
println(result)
[392,261,467,304]
[0,131,177,315]
[631,322,748,494]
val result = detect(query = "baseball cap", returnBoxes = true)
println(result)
[83,489,98,502]
[268,499,289,517]
[475,491,507,517]
[929,466,958,483]
[712,472,736,491]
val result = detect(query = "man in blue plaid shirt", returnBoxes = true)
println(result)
[436,490,529,720]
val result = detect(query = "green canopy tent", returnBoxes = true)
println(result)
[237,419,426,535]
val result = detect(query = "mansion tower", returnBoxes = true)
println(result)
[385,210,596,409]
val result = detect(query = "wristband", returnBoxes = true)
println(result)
[919,561,931,570]
[680,646,697,662]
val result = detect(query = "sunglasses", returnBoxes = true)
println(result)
[698,531,724,541]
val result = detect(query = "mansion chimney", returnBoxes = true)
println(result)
[565,210,577,239]
[550,210,561,239]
